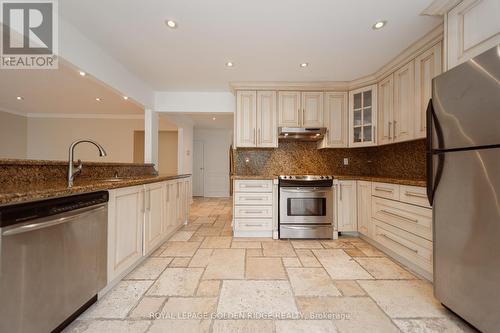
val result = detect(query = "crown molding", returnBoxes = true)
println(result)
[230,24,444,93]
[421,0,462,16]
[0,107,27,117]
[25,113,145,120]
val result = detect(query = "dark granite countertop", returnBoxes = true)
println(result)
[0,174,191,206]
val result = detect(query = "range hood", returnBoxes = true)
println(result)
[278,127,327,141]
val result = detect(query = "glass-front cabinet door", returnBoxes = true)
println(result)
[349,84,377,147]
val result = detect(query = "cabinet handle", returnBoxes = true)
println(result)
[254,128,257,144]
[141,189,146,213]
[242,210,265,214]
[258,128,261,145]
[302,108,305,126]
[241,184,266,188]
[243,223,265,227]
[375,187,393,193]
[393,120,397,138]
[242,197,264,201]
[380,209,418,223]
[405,191,427,199]
[379,233,418,253]
[339,184,342,201]
[388,121,392,139]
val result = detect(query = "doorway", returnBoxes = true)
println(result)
[193,140,205,196]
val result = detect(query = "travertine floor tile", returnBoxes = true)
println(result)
[193,216,217,224]
[275,320,337,333]
[218,280,298,313]
[394,317,476,333]
[128,297,165,318]
[246,248,263,257]
[334,280,365,296]
[189,249,214,267]
[147,268,203,296]
[196,280,221,297]
[63,320,151,333]
[169,231,195,241]
[231,241,261,248]
[81,280,153,319]
[246,257,287,280]
[195,226,223,236]
[125,258,172,280]
[286,268,341,296]
[342,248,366,257]
[296,249,322,267]
[355,257,415,279]
[313,249,373,280]
[282,257,302,267]
[200,236,232,248]
[262,241,296,257]
[189,235,205,242]
[296,296,399,333]
[358,280,445,318]
[160,241,201,257]
[321,240,356,249]
[203,249,245,279]
[147,319,211,333]
[161,297,217,314]
[355,243,386,257]
[169,257,191,267]
[291,240,324,249]
[212,320,274,333]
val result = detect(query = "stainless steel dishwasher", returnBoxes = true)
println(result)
[0,191,108,333]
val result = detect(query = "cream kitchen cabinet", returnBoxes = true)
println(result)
[446,0,500,70]
[336,180,357,232]
[357,181,372,237]
[143,182,164,255]
[377,74,394,145]
[319,92,348,148]
[278,91,323,127]
[393,61,415,142]
[349,85,377,147]
[414,43,442,138]
[107,185,145,283]
[235,90,278,148]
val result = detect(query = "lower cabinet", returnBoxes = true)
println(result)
[336,180,357,232]
[107,177,191,284]
[356,181,372,237]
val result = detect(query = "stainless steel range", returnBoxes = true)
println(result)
[279,175,334,239]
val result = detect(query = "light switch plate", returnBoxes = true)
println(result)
[343,158,349,165]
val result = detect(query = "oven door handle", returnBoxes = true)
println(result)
[282,225,330,230]
[280,188,330,194]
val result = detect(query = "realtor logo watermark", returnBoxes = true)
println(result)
[1,0,58,69]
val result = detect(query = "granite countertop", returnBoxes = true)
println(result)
[0,174,191,206]
[232,175,426,187]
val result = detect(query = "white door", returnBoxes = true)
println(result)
[378,74,394,145]
[278,91,301,127]
[193,140,205,196]
[337,181,358,232]
[393,61,415,142]
[257,91,278,147]
[301,92,324,127]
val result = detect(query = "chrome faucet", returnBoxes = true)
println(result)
[68,139,107,188]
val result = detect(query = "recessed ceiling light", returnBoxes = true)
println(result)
[212,117,216,120]
[225,62,233,67]
[300,63,309,68]
[95,97,102,102]
[165,20,177,29]
[123,96,129,100]
[16,96,24,101]
[372,20,387,30]
[79,70,86,77]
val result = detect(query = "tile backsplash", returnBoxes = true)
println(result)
[234,139,426,180]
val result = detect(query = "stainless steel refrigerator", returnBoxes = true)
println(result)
[427,45,500,333]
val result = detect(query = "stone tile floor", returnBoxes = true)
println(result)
[64,197,477,333]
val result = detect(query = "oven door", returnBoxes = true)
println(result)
[279,187,333,224]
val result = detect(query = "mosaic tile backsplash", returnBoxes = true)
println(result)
[234,139,426,180]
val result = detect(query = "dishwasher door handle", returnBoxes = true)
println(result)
[2,204,106,236]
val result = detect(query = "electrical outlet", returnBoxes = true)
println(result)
[343,158,349,165]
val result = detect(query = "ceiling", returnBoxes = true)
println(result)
[59,0,441,91]
[0,61,144,115]
[169,113,234,129]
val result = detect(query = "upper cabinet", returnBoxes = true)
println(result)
[446,0,500,70]
[319,92,348,148]
[278,91,324,127]
[349,85,377,147]
[278,91,301,127]
[378,74,394,145]
[393,60,415,142]
[235,90,278,148]
[414,43,442,138]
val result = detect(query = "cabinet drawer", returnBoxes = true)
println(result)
[234,205,273,218]
[234,219,272,231]
[400,185,430,208]
[234,192,273,205]
[372,182,400,200]
[372,197,432,241]
[373,220,432,274]
[234,180,273,193]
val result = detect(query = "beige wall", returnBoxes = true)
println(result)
[134,130,178,174]
[0,111,27,159]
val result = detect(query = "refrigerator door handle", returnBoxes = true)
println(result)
[426,99,445,206]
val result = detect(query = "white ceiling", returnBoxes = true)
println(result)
[59,0,441,91]
[0,61,144,115]
[165,113,234,129]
